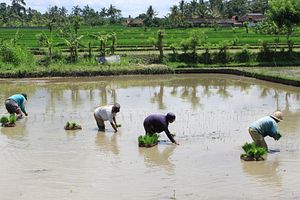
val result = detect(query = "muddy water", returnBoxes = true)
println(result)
[0,74,299,200]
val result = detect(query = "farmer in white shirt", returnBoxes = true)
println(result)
[94,103,120,132]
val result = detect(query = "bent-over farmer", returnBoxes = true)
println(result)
[94,103,120,132]
[143,112,179,145]
[5,93,28,119]
[248,111,283,150]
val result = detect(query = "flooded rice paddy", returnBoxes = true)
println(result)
[0,74,300,200]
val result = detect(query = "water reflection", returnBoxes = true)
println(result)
[242,158,282,187]
[139,145,176,172]
[0,118,28,141]
[95,133,119,156]
[1,75,299,115]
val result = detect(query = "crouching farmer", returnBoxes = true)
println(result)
[94,103,120,132]
[5,93,28,120]
[143,112,179,145]
[248,111,283,150]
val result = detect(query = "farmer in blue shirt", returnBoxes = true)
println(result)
[5,93,28,119]
[248,111,283,150]
[143,112,179,145]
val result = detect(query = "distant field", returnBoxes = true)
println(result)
[0,25,299,49]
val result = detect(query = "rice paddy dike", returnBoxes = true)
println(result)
[0,66,299,87]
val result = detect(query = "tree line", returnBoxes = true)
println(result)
[1,0,269,28]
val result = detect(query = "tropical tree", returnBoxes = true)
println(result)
[157,31,164,61]
[70,6,83,33]
[144,5,158,26]
[89,32,108,56]
[10,0,26,17]
[57,26,84,62]
[106,4,121,23]
[243,21,249,33]
[224,0,249,18]
[107,32,117,55]
[249,0,268,14]
[268,0,300,42]
[36,32,54,61]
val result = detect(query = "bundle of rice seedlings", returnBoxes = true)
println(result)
[64,121,82,130]
[240,142,267,161]
[138,133,159,147]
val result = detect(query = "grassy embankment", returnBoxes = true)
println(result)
[0,25,300,86]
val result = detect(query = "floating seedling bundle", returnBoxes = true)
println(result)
[64,121,82,130]
[240,142,267,161]
[138,134,159,148]
[0,114,17,127]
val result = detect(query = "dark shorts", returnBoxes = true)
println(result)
[143,121,156,134]
[5,99,20,114]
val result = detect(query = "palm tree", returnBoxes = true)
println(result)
[11,0,26,16]
[107,4,121,23]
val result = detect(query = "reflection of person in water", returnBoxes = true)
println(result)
[143,112,179,145]
[248,111,283,150]
[139,145,176,171]
[242,158,282,186]
[95,133,119,155]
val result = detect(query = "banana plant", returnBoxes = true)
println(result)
[57,29,85,62]
[36,32,55,61]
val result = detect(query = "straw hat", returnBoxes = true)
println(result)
[270,111,283,121]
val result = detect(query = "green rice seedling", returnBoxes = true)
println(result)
[138,133,159,147]
[0,116,9,124]
[70,122,76,129]
[0,115,16,127]
[64,121,82,130]
[8,114,16,124]
[241,142,267,161]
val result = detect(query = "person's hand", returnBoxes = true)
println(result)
[274,133,282,141]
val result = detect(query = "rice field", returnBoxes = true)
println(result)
[0,25,299,50]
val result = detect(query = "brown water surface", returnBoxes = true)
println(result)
[0,74,300,200]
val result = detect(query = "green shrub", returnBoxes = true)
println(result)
[235,46,251,62]
[0,44,21,66]
[215,41,230,64]
[201,43,212,64]
[0,43,35,67]
[138,134,159,147]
